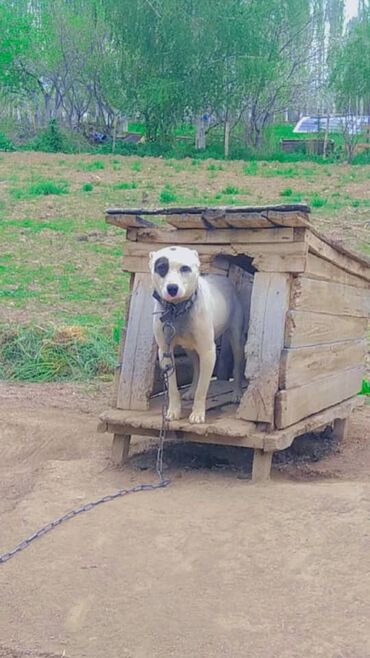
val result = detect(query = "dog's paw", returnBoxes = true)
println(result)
[189,409,206,424]
[182,388,195,401]
[232,390,242,404]
[165,405,181,421]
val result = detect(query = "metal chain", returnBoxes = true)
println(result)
[0,359,174,566]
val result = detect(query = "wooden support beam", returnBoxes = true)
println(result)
[128,227,296,244]
[112,434,131,466]
[332,417,349,443]
[252,449,273,483]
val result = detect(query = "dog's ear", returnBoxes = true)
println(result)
[191,250,200,268]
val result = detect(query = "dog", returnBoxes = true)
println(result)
[149,246,245,424]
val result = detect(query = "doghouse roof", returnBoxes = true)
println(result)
[106,204,370,275]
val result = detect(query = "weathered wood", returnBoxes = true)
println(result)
[291,276,370,318]
[307,232,370,283]
[237,272,291,424]
[285,310,368,348]
[107,204,310,216]
[332,417,349,442]
[112,434,131,466]
[275,365,364,429]
[263,396,362,451]
[112,273,134,408]
[305,253,369,289]
[106,214,157,229]
[116,273,157,410]
[251,254,306,273]
[128,227,296,244]
[279,339,366,389]
[125,240,307,258]
[252,449,273,483]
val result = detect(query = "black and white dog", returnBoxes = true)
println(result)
[150,246,245,424]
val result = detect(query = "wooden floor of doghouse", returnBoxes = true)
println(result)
[99,380,265,449]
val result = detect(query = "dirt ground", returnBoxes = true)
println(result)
[0,381,370,658]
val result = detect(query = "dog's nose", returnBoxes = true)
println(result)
[167,284,179,298]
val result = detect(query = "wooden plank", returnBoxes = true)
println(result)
[129,227,295,244]
[307,232,370,283]
[263,396,362,450]
[125,240,307,258]
[305,253,369,289]
[107,204,310,216]
[237,272,291,425]
[251,254,306,273]
[116,273,157,410]
[112,273,134,408]
[275,365,364,429]
[166,212,308,230]
[280,339,366,389]
[291,276,370,318]
[285,310,368,347]
[106,214,156,229]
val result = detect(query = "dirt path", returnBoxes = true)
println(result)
[0,382,369,658]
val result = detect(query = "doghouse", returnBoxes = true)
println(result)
[98,205,370,481]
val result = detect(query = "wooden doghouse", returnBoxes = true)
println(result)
[98,205,370,481]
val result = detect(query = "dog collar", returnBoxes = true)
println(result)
[152,289,198,324]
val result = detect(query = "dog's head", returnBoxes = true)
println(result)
[149,246,200,303]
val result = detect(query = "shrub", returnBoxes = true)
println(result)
[82,182,93,192]
[280,187,293,197]
[159,185,178,203]
[0,131,15,151]
[30,119,64,152]
[222,185,239,195]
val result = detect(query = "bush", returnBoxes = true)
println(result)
[82,182,93,192]
[159,185,178,203]
[0,131,15,151]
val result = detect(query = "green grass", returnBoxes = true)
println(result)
[78,159,105,171]
[131,160,142,172]
[280,187,293,197]
[113,181,138,190]
[0,324,116,382]
[82,182,93,192]
[311,194,327,208]
[222,185,240,195]
[159,185,178,203]
[11,179,69,198]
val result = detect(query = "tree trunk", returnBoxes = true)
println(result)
[223,117,230,158]
[195,116,206,149]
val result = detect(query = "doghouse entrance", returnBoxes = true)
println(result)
[150,253,255,407]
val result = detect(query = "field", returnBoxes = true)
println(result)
[1,151,370,658]
[1,150,369,382]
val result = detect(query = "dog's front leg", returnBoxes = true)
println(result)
[189,346,216,424]
[158,348,181,421]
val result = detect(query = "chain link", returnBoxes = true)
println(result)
[0,355,175,566]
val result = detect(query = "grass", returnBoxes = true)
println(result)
[0,324,116,382]
[11,178,69,198]
[0,150,368,382]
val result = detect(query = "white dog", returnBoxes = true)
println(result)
[149,246,245,424]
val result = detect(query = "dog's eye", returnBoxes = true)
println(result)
[154,257,169,278]
[180,265,192,273]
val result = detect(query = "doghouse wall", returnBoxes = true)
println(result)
[275,255,369,429]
